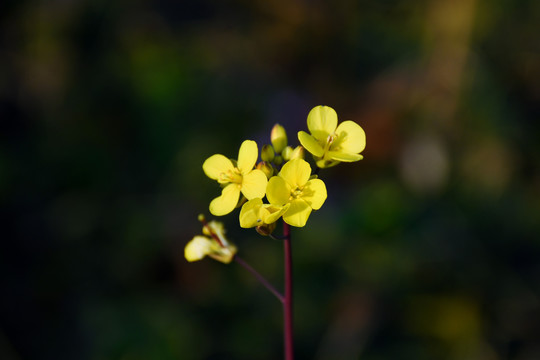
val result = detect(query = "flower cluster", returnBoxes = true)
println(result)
[186,105,365,262]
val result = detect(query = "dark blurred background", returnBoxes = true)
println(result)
[1,0,540,359]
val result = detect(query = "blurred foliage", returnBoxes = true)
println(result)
[1,0,540,359]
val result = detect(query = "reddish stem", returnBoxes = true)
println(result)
[283,221,294,360]
[234,256,284,303]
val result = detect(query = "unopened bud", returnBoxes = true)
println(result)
[290,146,305,160]
[256,222,277,236]
[256,161,274,179]
[261,144,275,162]
[274,155,283,166]
[271,124,288,153]
[282,146,294,161]
[198,214,206,223]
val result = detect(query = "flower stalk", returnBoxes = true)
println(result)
[283,221,294,360]
[234,256,284,303]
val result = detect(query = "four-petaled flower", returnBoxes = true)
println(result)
[298,105,366,168]
[185,220,237,263]
[203,140,268,216]
[266,158,327,227]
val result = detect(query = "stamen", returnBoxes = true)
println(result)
[323,133,338,153]
[219,169,243,184]
[289,186,304,200]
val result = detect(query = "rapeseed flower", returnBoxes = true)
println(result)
[203,140,268,216]
[239,198,289,228]
[266,158,327,227]
[184,219,237,263]
[298,105,366,168]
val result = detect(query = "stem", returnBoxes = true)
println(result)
[283,221,294,360]
[234,256,284,303]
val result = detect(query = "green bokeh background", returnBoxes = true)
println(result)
[1,0,539,359]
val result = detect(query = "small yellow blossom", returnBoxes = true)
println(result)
[203,140,268,216]
[266,158,327,227]
[239,198,290,228]
[185,219,237,263]
[298,105,366,168]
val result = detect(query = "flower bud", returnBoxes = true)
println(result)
[273,155,283,166]
[271,124,288,153]
[282,146,294,161]
[290,146,305,160]
[261,144,275,162]
[256,221,277,236]
[256,161,274,179]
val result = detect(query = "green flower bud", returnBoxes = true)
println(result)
[271,124,288,153]
[282,146,294,161]
[256,161,274,179]
[290,146,305,160]
[261,144,275,162]
[274,155,283,166]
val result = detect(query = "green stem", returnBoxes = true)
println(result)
[283,221,294,360]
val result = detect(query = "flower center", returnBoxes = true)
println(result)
[219,168,243,184]
[324,133,339,152]
[289,186,304,201]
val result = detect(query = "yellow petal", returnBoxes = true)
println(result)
[328,151,364,162]
[203,220,225,236]
[241,169,268,199]
[267,176,291,206]
[185,236,213,262]
[262,203,290,224]
[302,179,327,210]
[283,199,312,227]
[203,220,229,246]
[307,105,338,141]
[237,140,259,174]
[279,158,311,188]
[334,120,366,154]
[208,244,237,264]
[209,184,241,216]
[239,198,264,228]
[298,131,324,157]
[203,154,235,180]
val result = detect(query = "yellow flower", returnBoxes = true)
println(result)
[203,140,268,216]
[298,105,366,168]
[239,198,290,228]
[185,219,237,263]
[266,158,327,227]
